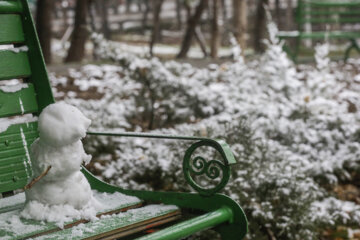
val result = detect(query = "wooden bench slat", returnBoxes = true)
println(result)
[0,137,36,152]
[0,50,31,80]
[0,122,36,193]
[301,10,360,16]
[87,211,181,240]
[0,170,28,193]
[0,148,27,159]
[0,162,26,174]
[0,14,24,44]
[0,155,28,168]
[0,124,38,142]
[300,31,360,39]
[0,1,23,13]
[302,1,360,7]
[299,18,360,24]
[0,83,38,117]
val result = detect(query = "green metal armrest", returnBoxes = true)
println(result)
[84,131,247,239]
[87,131,236,196]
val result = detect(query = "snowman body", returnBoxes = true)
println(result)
[25,102,94,210]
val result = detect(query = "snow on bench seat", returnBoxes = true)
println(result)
[0,190,146,239]
[34,205,180,240]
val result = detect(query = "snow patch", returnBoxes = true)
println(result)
[7,46,29,53]
[0,115,38,133]
[0,83,28,93]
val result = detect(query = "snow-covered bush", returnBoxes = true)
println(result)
[50,32,360,239]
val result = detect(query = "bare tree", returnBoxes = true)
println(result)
[126,0,131,12]
[210,0,221,58]
[183,1,208,57]
[195,26,208,57]
[99,0,110,39]
[275,0,282,29]
[286,0,294,30]
[142,0,151,29]
[233,0,247,52]
[253,0,269,53]
[36,0,54,64]
[221,0,227,21]
[177,0,208,58]
[149,0,164,56]
[175,0,183,30]
[88,0,97,32]
[65,0,89,62]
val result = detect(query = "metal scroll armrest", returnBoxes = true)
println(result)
[87,131,237,196]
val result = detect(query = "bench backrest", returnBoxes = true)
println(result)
[0,0,54,195]
[296,0,360,30]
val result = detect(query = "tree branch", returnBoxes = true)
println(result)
[24,166,52,190]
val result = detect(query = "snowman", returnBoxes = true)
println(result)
[23,102,97,213]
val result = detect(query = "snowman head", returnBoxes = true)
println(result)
[38,102,91,147]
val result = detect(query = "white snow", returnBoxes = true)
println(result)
[21,198,100,228]
[0,83,28,93]
[20,127,32,179]
[0,115,38,133]
[22,102,97,226]
[38,102,91,147]
[19,98,24,115]
[7,46,29,53]
[0,190,141,236]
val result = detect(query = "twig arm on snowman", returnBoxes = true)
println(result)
[24,166,52,190]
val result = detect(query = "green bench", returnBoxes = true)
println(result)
[0,0,247,239]
[277,0,360,61]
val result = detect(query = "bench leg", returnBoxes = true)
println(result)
[344,39,360,62]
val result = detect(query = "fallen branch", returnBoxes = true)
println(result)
[265,226,277,240]
[24,166,52,190]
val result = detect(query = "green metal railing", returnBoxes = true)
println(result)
[87,131,237,196]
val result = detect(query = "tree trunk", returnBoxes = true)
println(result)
[176,0,183,30]
[253,0,268,53]
[149,0,164,56]
[142,0,151,29]
[221,0,227,22]
[36,0,53,64]
[210,0,220,58]
[195,26,208,57]
[100,0,110,39]
[184,1,207,57]
[177,0,208,58]
[65,0,89,62]
[126,0,131,12]
[62,3,69,29]
[137,0,143,12]
[88,0,97,32]
[275,0,281,29]
[232,0,247,51]
[286,0,293,30]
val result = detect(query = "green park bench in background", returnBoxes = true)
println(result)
[277,0,360,62]
[0,0,247,239]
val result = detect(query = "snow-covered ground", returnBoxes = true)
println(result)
[47,28,360,239]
